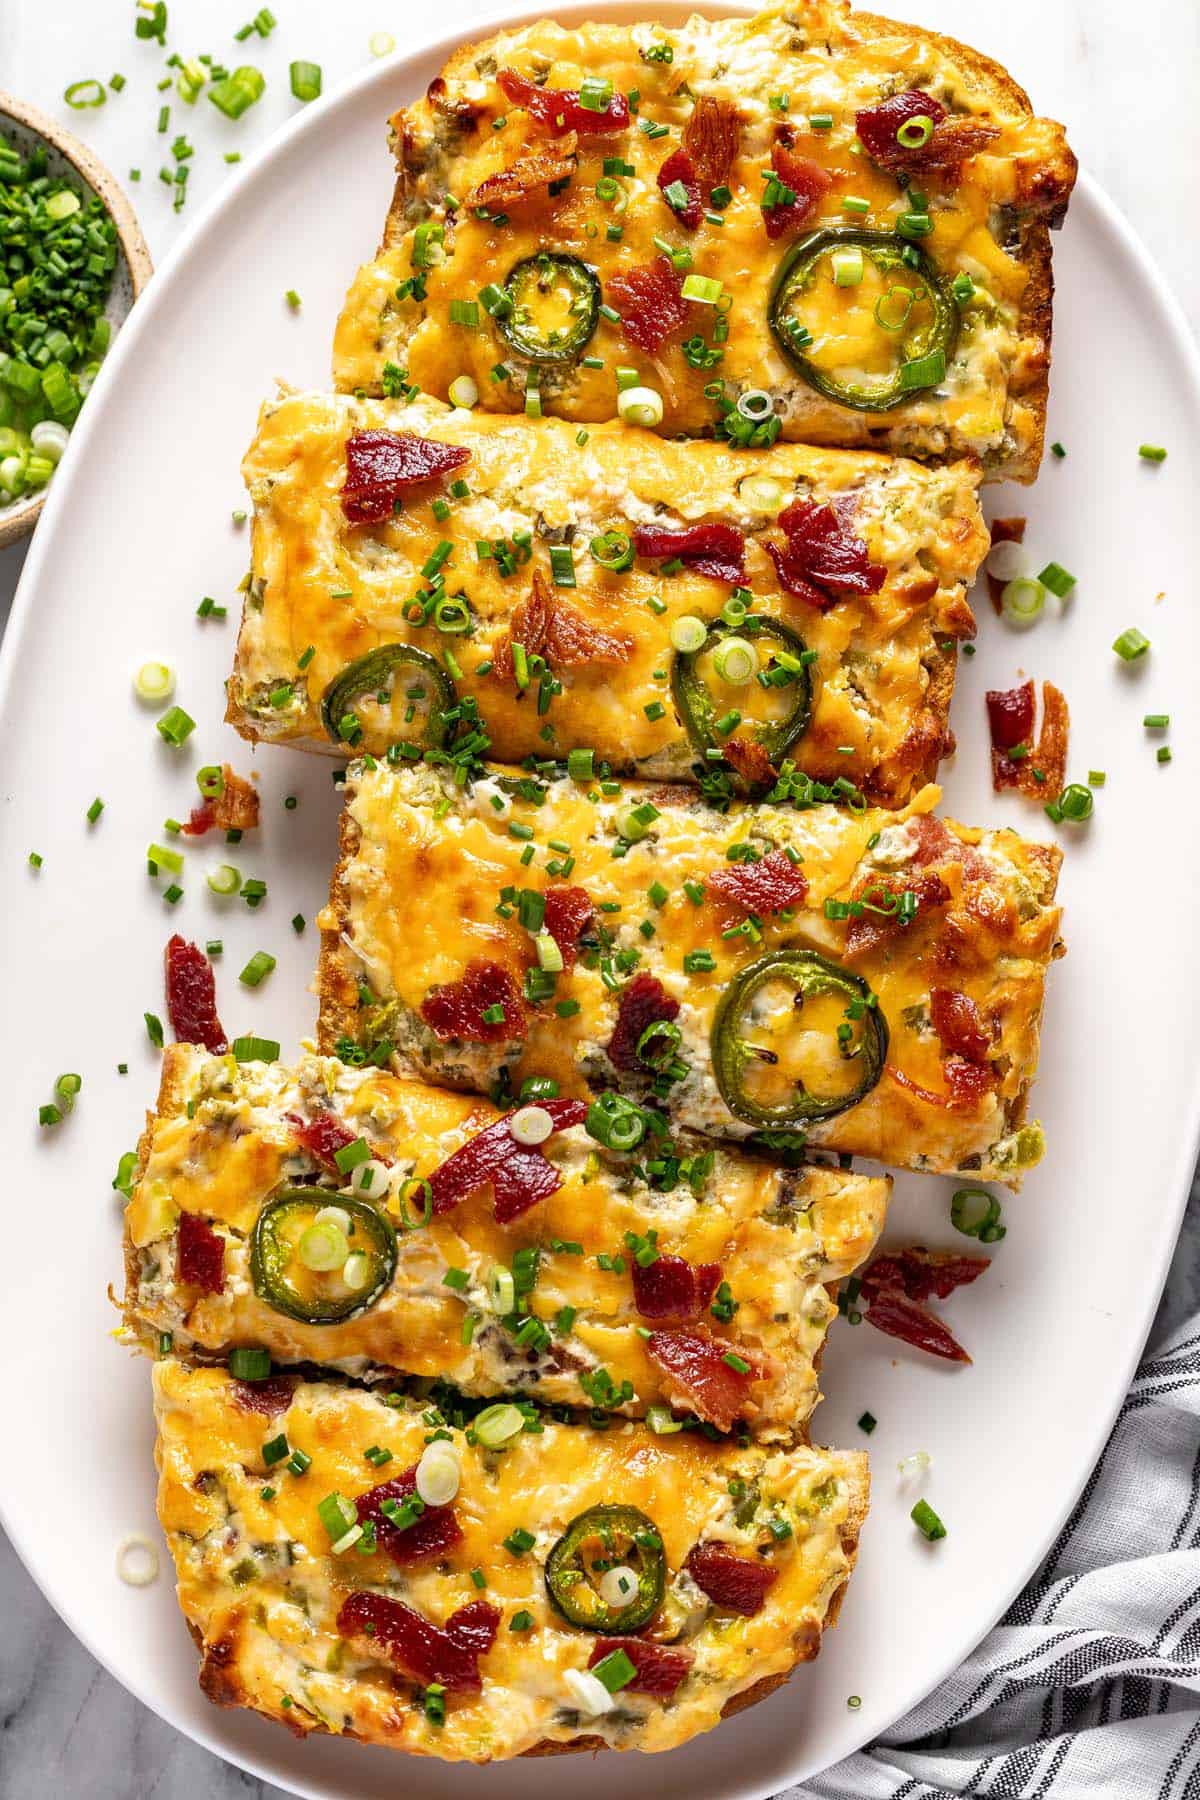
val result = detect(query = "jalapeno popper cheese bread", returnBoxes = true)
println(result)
[123,1047,888,1437]
[319,762,1063,1186]
[154,1358,868,1760]
[333,2,1075,480]
[230,391,985,804]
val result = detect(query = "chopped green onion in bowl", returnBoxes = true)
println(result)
[0,129,119,510]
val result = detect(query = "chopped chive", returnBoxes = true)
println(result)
[1037,561,1076,599]
[333,1137,371,1174]
[1113,628,1150,661]
[911,1498,946,1541]
[239,950,276,988]
[155,705,196,747]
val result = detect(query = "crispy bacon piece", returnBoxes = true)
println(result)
[723,734,777,788]
[986,679,1033,752]
[497,68,630,137]
[683,96,741,192]
[686,1541,778,1615]
[708,847,808,917]
[588,1636,694,1698]
[607,255,692,355]
[886,1058,994,1114]
[843,869,950,961]
[986,679,1069,800]
[860,1245,990,1363]
[468,134,578,210]
[888,1058,978,1116]
[541,885,594,970]
[906,813,990,882]
[930,987,990,1063]
[337,1592,500,1691]
[985,517,1026,615]
[493,568,634,680]
[287,1108,358,1169]
[165,935,227,1054]
[657,147,704,229]
[182,766,260,838]
[355,1469,464,1565]
[230,1374,295,1415]
[763,141,832,238]
[176,1211,225,1294]
[632,1254,721,1320]
[766,499,885,610]
[632,521,746,585]
[862,1246,990,1306]
[942,1055,996,1109]
[862,1284,971,1362]
[420,960,526,1044]
[443,1600,501,1657]
[428,1099,587,1223]
[607,972,680,1074]
[855,90,999,179]
[341,430,471,524]
[646,1328,758,1432]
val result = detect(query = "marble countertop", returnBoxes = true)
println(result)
[1,2,1196,1794]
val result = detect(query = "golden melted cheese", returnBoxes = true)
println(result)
[332,3,1075,478]
[232,391,985,804]
[154,1359,868,1759]
[322,762,1064,1185]
[124,1048,888,1436]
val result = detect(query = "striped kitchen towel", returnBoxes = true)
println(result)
[792,1305,1200,1798]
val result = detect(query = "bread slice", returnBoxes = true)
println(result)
[318,759,1064,1187]
[122,1044,888,1439]
[332,0,1075,480]
[153,1356,869,1760]
[227,389,985,805]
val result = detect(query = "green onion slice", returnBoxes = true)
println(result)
[950,1185,1006,1242]
[999,577,1045,630]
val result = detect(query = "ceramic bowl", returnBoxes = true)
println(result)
[0,90,152,547]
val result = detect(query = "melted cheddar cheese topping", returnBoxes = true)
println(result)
[124,1048,887,1437]
[333,2,1075,477]
[154,1359,868,1759]
[233,391,985,803]
[322,762,1064,1185]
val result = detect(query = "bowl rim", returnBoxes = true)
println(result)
[0,89,153,548]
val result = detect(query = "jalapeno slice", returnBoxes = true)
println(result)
[319,644,455,749]
[545,1504,665,1633]
[250,1188,397,1324]
[672,616,813,767]
[712,949,888,1127]
[770,228,958,412]
[497,254,601,366]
